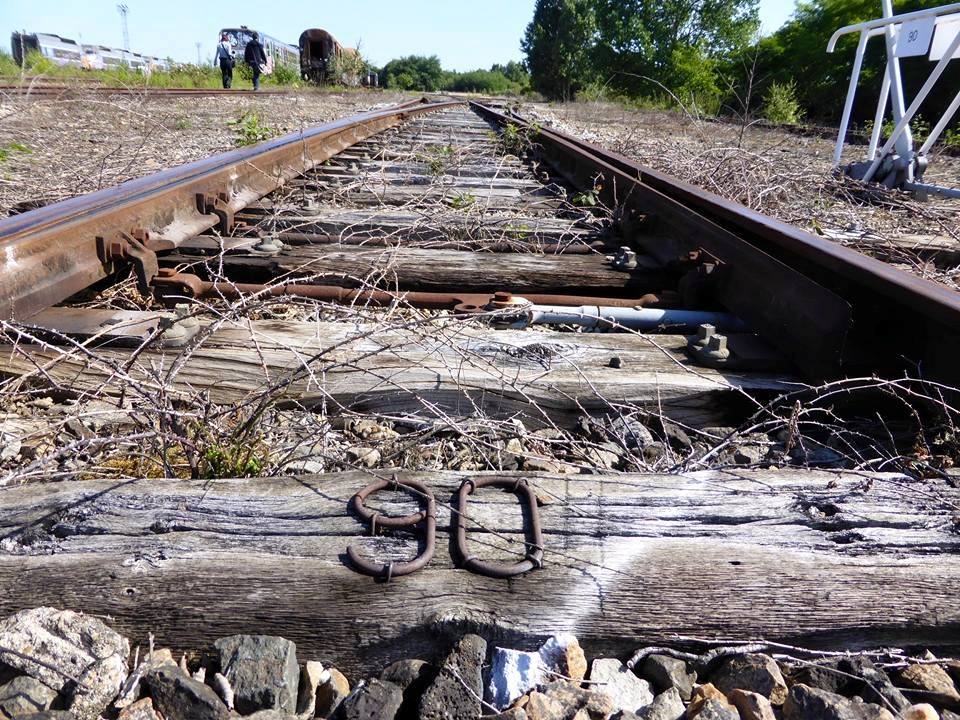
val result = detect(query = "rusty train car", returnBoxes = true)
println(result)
[298,28,376,86]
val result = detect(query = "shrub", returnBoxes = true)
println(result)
[328,48,368,86]
[267,62,299,86]
[762,80,803,125]
[944,127,960,150]
[444,69,520,95]
[0,51,20,75]
[381,55,444,91]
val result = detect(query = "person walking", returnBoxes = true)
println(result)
[244,32,267,91]
[215,33,234,89]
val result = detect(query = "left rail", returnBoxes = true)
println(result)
[0,97,458,320]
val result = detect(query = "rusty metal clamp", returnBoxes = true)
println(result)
[95,231,160,296]
[346,476,436,581]
[454,477,544,578]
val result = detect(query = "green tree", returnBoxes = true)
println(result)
[521,0,598,99]
[591,0,759,97]
[670,44,723,112]
[446,69,521,94]
[380,55,445,91]
[491,60,530,86]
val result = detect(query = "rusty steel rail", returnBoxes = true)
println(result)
[472,101,960,384]
[0,97,458,321]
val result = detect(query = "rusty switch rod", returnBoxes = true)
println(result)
[151,270,668,310]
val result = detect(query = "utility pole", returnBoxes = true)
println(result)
[196,42,203,66]
[116,4,129,51]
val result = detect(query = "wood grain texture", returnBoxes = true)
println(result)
[1,469,957,677]
[161,245,662,294]
[0,315,794,428]
[238,207,596,242]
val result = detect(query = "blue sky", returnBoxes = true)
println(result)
[1,0,799,70]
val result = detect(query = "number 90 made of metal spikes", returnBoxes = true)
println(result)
[346,475,544,581]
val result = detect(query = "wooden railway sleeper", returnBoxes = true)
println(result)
[454,477,544,579]
[346,476,436,581]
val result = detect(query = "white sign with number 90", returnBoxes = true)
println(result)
[895,16,936,56]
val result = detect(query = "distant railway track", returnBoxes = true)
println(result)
[0,81,302,97]
[1,96,958,673]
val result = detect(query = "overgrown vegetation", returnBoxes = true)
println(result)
[0,142,31,163]
[419,145,456,177]
[762,80,803,124]
[522,0,756,108]
[498,121,539,156]
[228,111,274,146]
[328,47,370,86]
[517,0,957,142]
[379,55,530,94]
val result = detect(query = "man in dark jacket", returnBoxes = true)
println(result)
[243,32,267,90]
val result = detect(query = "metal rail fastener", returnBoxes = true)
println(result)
[346,476,436,581]
[454,477,544,578]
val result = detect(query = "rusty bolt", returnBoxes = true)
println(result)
[493,291,512,303]
[613,246,637,270]
[707,334,727,352]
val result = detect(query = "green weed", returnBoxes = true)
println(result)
[199,442,265,479]
[498,122,539,157]
[0,142,31,163]
[450,192,476,209]
[0,49,302,90]
[420,145,455,177]
[863,116,933,145]
[944,128,960,151]
[572,188,599,206]
[228,111,274,146]
[0,51,20,75]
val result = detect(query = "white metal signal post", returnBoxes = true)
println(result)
[829,1,960,198]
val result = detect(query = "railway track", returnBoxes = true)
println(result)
[0,82,298,97]
[1,97,959,678]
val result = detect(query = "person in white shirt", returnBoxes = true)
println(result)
[214,33,234,89]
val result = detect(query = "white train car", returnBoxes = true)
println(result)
[218,26,299,75]
[11,31,169,74]
[11,32,83,67]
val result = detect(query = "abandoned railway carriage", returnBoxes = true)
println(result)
[299,28,373,86]
[298,28,340,82]
[219,26,299,76]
